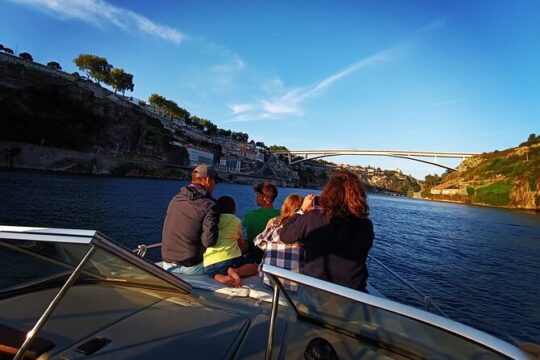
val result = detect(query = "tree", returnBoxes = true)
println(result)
[19,52,33,62]
[109,67,134,95]
[268,145,289,151]
[47,61,62,70]
[3,48,14,55]
[148,94,189,120]
[0,44,3,51]
[255,141,266,148]
[148,93,167,115]
[73,54,112,84]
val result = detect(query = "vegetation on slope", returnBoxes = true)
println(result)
[435,134,540,209]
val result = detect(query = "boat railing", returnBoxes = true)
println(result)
[368,255,449,318]
[262,264,533,360]
[133,242,162,258]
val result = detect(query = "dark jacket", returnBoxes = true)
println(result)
[279,211,374,291]
[161,184,219,265]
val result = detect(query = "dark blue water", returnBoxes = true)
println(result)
[1,170,539,344]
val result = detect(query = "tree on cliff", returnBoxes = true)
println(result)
[19,52,33,62]
[190,116,217,134]
[519,133,540,147]
[74,54,112,84]
[148,93,189,120]
[2,48,14,55]
[268,145,289,151]
[47,61,62,70]
[232,132,248,142]
[109,67,134,95]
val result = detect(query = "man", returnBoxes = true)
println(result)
[243,181,279,263]
[161,164,220,275]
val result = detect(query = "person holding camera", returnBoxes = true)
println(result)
[278,170,374,292]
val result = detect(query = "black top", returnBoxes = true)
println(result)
[279,211,374,291]
[161,184,219,264]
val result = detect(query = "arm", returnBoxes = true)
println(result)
[266,216,278,229]
[201,201,219,248]
[253,222,279,249]
[278,213,307,244]
[237,234,250,254]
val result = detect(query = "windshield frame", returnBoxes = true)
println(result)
[0,226,192,293]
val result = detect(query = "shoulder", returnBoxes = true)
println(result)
[243,209,255,222]
[231,214,242,226]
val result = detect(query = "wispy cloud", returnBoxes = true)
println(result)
[10,0,186,43]
[226,48,394,122]
[227,19,446,123]
[213,55,245,74]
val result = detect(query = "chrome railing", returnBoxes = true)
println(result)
[133,242,162,257]
[368,255,448,318]
[262,264,533,360]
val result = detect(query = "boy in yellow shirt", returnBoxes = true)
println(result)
[204,196,258,287]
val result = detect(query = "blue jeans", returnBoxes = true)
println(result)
[162,261,206,276]
[203,256,253,277]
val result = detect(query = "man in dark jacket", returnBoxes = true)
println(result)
[161,164,220,275]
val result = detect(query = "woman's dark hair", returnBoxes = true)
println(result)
[320,170,369,218]
[217,196,236,214]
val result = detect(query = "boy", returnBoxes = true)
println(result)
[204,196,258,287]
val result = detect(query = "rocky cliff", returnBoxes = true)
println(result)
[428,140,540,210]
[0,54,189,178]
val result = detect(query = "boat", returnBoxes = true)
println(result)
[0,225,536,359]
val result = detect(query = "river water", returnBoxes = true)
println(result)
[1,170,539,344]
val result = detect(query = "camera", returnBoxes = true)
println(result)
[312,195,320,207]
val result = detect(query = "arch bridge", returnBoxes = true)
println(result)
[270,149,478,171]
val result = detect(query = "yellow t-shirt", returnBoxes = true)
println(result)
[203,213,242,267]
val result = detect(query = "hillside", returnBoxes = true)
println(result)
[426,136,540,210]
[0,54,193,178]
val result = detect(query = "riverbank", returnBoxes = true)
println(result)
[0,140,304,187]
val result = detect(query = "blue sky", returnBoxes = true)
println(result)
[1,0,538,178]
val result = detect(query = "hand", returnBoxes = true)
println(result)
[301,194,316,213]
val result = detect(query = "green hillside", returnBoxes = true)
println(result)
[434,134,540,209]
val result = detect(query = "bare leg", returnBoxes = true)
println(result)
[227,267,242,287]
[214,273,235,287]
[234,263,258,277]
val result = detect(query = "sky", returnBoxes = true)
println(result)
[1,0,538,179]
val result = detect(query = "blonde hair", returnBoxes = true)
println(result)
[278,194,304,226]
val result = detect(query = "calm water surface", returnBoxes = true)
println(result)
[1,170,539,344]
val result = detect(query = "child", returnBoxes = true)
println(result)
[203,196,258,287]
[254,194,305,291]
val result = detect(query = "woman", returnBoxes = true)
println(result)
[279,170,374,291]
[253,194,304,290]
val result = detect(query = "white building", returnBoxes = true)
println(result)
[219,157,241,172]
[186,147,214,166]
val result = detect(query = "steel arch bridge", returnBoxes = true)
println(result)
[270,149,478,171]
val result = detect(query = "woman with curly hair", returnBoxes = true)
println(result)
[279,170,374,291]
